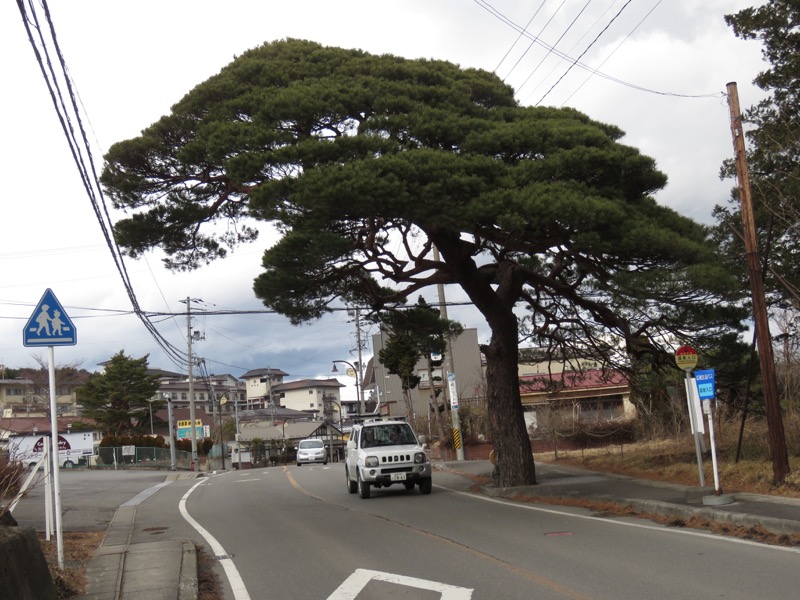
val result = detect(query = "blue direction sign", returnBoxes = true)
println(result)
[694,369,716,401]
[23,289,77,347]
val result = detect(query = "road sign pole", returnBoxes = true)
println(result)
[676,346,705,487]
[47,345,64,569]
[696,369,721,495]
[23,289,77,571]
[706,401,721,494]
[685,372,705,487]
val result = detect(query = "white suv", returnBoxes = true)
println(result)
[345,417,432,499]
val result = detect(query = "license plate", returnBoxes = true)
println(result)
[390,473,406,481]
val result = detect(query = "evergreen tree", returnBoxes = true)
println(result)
[101,39,746,486]
[77,351,161,435]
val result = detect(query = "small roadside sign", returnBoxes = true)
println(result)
[675,345,698,371]
[23,288,77,347]
[694,369,716,401]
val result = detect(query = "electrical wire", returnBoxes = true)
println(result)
[16,0,189,370]
[473,0,723,101]
[534,0,635,105]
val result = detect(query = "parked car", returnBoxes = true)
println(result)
[345,417,432,499]
[296,438,328,466]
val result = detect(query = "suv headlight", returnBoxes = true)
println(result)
[414,452,427,464]
[365,456,379,468]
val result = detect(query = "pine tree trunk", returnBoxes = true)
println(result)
[485,320,536,487]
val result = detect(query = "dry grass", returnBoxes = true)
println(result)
[38,531,105,598]
[535,415,800,498]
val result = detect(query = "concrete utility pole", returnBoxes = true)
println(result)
[181,297,201,463]
[355,307,366,415]
[726,82,789,483]
[433,245,464,461]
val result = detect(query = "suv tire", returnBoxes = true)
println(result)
[419,477,432,495]
[357,471,371,499]
[346,467,357,494]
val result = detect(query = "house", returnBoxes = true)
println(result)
[519,368,636,433]
[271,378,344,420]
[234,419,342,467]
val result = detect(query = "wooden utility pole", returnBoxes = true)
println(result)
[726,81,789,483]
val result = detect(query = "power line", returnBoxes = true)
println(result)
[16,0,188,370]
[534,0,636,105]
[472,0,723,102]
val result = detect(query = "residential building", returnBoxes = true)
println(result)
[271,378,344,420]
[362,327,485,420]
[0,370,87,419]
[240,368,289,409]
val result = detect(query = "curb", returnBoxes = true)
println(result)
[478,484,800,537]
[179,541,198,600]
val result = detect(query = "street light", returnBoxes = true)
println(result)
[331,360,364,415]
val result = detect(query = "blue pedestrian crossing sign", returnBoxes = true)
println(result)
[23,288,77,347]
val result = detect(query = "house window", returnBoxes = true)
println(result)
[198,393,205,400]
[181,393,187,400]
[171,393,178,400]
[309,390,314,394]
[310,403,316,408]
[6,388,24,396]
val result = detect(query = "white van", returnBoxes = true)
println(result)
[8,431,95,469]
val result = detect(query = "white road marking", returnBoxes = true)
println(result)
[328,569,473,600]
[434,484,800,554]
[180,480,252,600]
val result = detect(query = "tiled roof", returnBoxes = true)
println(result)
[520,369,629,395]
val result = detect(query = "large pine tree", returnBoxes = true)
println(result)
[101,39,745,486]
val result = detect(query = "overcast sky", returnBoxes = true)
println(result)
[0,1,768,395]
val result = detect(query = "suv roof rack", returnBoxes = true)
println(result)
[352,415,407,425]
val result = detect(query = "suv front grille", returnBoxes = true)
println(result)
[380,454,412,463]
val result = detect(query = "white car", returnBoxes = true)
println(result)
[296,438,328,466]
[345,417,432,499]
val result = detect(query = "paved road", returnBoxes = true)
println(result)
[10,469,170,531]
[177,464,799,600]
[11,464,800,600]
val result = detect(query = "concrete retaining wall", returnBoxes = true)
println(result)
[0,525,57,600]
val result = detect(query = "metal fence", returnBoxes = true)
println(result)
[94,446,193,470]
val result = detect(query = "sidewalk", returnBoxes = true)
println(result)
[435,459,800,537]
[81,473,199,600]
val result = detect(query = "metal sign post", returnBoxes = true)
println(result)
[23,289,77,570]
[695,369,722,495]
[675,345,705,487]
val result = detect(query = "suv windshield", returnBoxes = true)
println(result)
[361,424,416,448]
